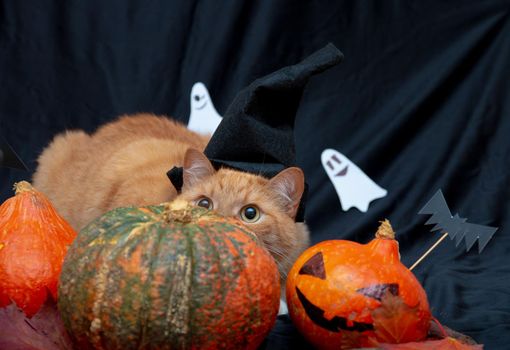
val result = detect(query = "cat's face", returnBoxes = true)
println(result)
[176,149,310,280]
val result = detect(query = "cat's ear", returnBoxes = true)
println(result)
[182,149,215,188]
[267,167,305,219]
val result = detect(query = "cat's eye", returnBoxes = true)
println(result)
[196,197,213,210]
[240,205,260,223]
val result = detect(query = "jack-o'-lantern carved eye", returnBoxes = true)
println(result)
[298,252,326,280]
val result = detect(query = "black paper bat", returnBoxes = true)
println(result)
[0,137,27,170]
[418,190,498,253]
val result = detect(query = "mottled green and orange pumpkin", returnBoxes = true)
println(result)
[58,200,280,350]
[286,220,431,349]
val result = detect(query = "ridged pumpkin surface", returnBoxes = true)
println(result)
[58,200,280,350]
[0,181,77,317]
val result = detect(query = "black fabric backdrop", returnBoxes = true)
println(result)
[1,1,509,348]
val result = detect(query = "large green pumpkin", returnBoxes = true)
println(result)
[58,200,280,350]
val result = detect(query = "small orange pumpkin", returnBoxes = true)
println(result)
[0,181,77,317]
[286,220,431,349]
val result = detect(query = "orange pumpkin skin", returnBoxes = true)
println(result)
[286,220,431,349]
[0,181,77,317]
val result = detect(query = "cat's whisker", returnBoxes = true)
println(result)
[253,151,267,178]
[265,244,287,259]
[277,265,289,280]
[269,248,293,268]
[264,244,294,278]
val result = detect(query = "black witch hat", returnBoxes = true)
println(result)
[168,43,343,221]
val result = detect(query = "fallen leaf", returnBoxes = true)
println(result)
[379,337,484,349]
[371,292,429,343]
[339,329,364,349]
[0,298,72,350]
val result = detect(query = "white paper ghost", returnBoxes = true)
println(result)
[187,82,223,135]
[321,148,387,212]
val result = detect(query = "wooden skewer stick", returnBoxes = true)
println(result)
[409,232,450,271]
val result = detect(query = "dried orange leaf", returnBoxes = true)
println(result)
[371,292,429,343]
[379,337,483,349]
[339,330,363,350]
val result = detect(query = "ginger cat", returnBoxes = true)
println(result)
[33,114,309,280]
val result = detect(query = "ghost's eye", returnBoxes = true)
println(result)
[196,197,213,210]
[240,205,260,223]
[194,95,201,101]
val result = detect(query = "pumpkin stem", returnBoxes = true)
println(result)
[13,181,35,195]
[163,202,194,224]
[375,219,395,239]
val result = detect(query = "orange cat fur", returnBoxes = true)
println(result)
[178,148,310,279]
[33,114,309,279]
[33,114,208,230]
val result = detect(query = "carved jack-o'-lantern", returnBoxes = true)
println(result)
[286,220,431,349]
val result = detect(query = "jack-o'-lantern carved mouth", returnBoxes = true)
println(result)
[295,287,375,333]
[295,251,400,333]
